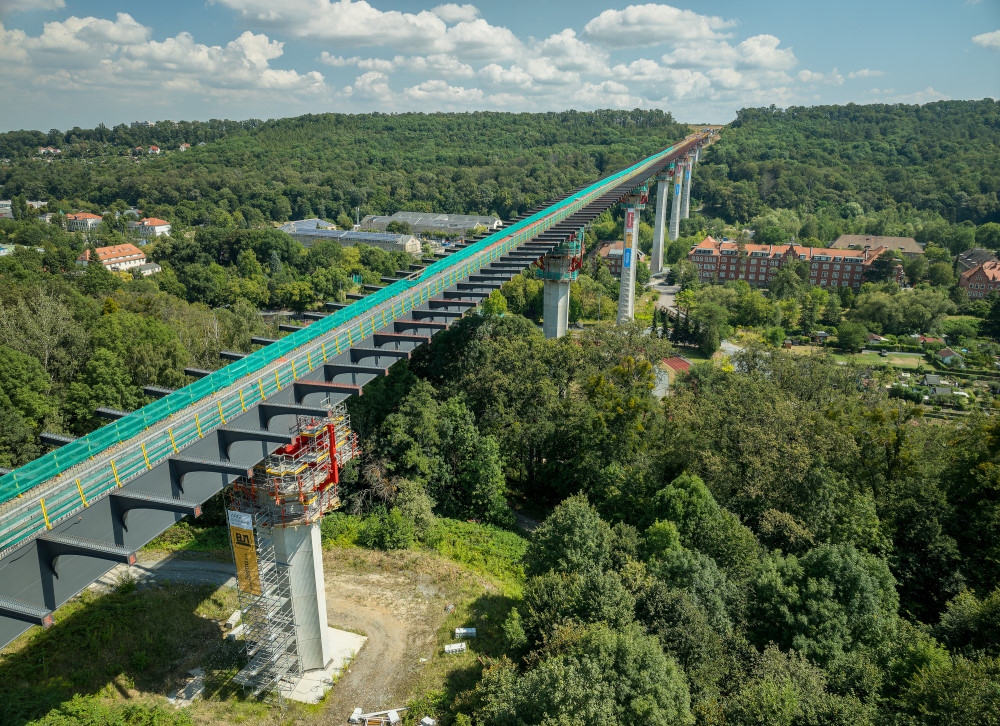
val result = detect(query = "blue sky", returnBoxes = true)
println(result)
[0,0,997,131]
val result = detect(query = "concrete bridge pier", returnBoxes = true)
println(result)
[271,522,332,671]
[541,230,583,339]
[650,170,671,275]
[669,164,683,241]
[681,154,693,220]
[616,190,647,325]
[543,275,571,339]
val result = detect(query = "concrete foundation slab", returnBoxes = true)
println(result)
[167,667,206,707]
[287,626,367,704]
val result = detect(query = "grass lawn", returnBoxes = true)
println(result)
[833,351,924,368]
[782,345,924,370]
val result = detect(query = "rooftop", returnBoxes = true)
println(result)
[961,260,1000,282]
[690,236,889,263]
[279,219,414,245]
[832,234,923,255]
[77,243,145,263]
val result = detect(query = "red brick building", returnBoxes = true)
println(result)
[687,236,902,289]
[959,260,1000,299]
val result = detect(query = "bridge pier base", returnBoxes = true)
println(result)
[543,279,570,339]
[271,522,333,672]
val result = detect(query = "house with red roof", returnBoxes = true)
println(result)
[959,260,1000,299]
[148,146,160,155]
[77,243,146,272]
[65,212,102,232]
[129,217,171,239]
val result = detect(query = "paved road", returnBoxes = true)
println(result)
[649,273,679,310]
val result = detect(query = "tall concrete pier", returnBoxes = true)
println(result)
[650,170,671,275]
[616,190,647,324]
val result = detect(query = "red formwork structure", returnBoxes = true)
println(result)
[231,401,358,526]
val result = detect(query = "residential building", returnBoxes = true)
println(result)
[597,238,646,277]
[832,234,924,258]
[137,262,162,276]
[179,143,191,151]
[1,200,47,219]
[361,211,502,236]
[65,212,103,232]
[148,146,160,155]
[959,260,1000,299]
[688,236,903,289]
[37,146,61,155]
[129,217,171,238]
[131,120,153,128]
[278,219,421,254]
[76,243,146,272]
[0,245,14,256]
[958,248,1000,273]
[937,348,964,366]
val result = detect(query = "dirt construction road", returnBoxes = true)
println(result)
[320,549,488,721]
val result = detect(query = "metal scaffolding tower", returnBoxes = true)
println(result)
[227,401,358,703]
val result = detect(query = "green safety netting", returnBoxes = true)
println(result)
[0,141,678,507]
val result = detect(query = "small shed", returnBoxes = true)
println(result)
[936,348,964,366]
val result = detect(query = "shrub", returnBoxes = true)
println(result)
[358,508,415,550]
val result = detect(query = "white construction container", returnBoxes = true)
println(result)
[454,628,477,638]
[444,642,467,654]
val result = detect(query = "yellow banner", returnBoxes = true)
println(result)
[228,510,261,596]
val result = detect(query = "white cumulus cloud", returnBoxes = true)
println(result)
[848,68,885,79]
[214,0,522,61]
[0,0,64,19]
[404,79,483,104]
[344,70,391,100]
[973,29,1000,49]
[534,29,608,73]
[798,68,844,86]
[31,12,150,54]
[431,3,480,23]
[661,34,796,70]
[583,3,735,46]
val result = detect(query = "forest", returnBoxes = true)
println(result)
[2,102,1000,724]
[0,110,688,228]
[329,312,1000,725]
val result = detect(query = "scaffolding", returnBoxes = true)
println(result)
[228,400,359,703]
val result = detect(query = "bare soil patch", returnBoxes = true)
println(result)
[320,547,496,721]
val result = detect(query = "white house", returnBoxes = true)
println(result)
[129,217,171,238]
[65,212,103,232]
[77,243,146,272]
